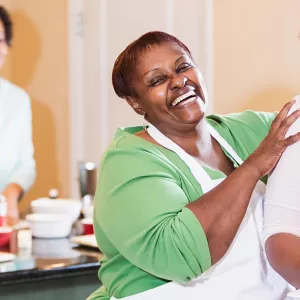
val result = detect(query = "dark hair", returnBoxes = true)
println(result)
[112,31,193,99]
[0,6,13,46]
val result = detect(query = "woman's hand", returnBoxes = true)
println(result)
[188,101,300,264]
[3,183,23,225]
[246,100,300,178]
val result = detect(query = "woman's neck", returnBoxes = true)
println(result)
[162,120,213,160]
[135,121,211,156]
[143,119,235,175]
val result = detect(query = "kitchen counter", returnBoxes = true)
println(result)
[0,232,103,300]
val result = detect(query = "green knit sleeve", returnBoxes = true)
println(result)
[243,110,277,133]
[95,146,211,283]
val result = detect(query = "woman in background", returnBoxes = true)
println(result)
[0,6,36,222]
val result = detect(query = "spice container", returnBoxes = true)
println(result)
[0,195,7,227]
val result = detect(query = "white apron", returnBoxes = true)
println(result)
[111,121,290,300]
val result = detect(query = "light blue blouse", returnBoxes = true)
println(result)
[0,77,36,193]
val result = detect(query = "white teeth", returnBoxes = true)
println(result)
[182,97,197,105]
[171,90,196,107]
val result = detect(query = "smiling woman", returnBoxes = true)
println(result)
[112,34,207,136]
[88,31,300,300]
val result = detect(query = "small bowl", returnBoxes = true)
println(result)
[26,213,73,239]
[31,198,81,223]
[0,226,12,247]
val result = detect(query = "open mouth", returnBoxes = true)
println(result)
[171,90,198,107]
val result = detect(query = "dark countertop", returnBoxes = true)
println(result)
[0,232,103,286]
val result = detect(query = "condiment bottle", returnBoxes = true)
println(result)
[0,195,7,226]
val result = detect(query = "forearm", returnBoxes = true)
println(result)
[186,161,261,264]
[266,233,300,288]
[2,183,23,222]
[3,183,24,201]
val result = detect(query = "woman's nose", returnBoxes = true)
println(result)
[169,74,187,90]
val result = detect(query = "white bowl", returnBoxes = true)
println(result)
[26,213,73,239]
[31,198,81,223]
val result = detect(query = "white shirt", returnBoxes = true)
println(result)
[0,77,36,193]
[264,96,300,241]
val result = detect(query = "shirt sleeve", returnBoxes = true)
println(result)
[208,110,277,150]
[248,110,277,132]
[226,110,277,136]
[9,92,36,192]
[95,146,211,283]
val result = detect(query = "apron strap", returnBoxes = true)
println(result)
[146,120,244,193]
[146,121,212,193]
[207,123,244,165]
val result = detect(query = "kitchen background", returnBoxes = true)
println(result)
[0,0,299,214]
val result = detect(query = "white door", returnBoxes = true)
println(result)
[68,0,213,198]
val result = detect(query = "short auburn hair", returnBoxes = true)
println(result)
[112,31,193,99]
[0,6,13,46]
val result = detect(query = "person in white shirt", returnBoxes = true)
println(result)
[264,96,300,291]
[0,6,36,222]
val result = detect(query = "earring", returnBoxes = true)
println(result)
[143,114,148,131]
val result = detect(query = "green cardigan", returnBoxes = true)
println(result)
[88,111,275,300]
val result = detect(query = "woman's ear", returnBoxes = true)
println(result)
[126,97,146,116]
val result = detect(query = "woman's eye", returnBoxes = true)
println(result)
[150,77,166,87]
[177,63,191,73]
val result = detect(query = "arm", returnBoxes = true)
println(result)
[186,162,261,264]
[188,101,300,264]
[8,92,36,192]
[266,233,300,288]
[98,149,211,283]
[5,93,36,221]
[2,183,23,222]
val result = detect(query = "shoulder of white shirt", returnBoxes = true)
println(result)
[0,77,31,104]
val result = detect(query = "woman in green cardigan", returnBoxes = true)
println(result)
[89,31,300,300]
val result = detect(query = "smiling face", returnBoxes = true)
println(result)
[0,20,8,70]
[127,42,208,134]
